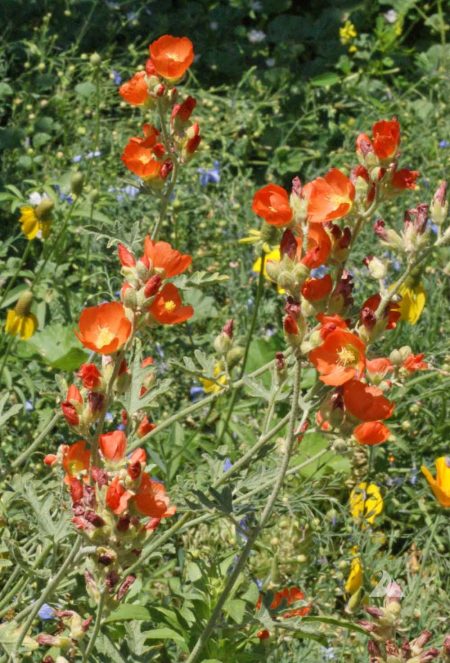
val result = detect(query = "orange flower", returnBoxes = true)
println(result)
[303,168,355,224]
[252,184,293,227]
[106,476,132,515]
[316,313,349,339]
[302,274,333,302]
[309,329,365,386]
[121,126,164,180]
[62,441,90,480]
[149,35,194,81]
[372,119,400,161]
[301,224,331,269]
[366,357,393,376]
[148,283,193,325]
[256,587,311,619]
[77,363,102,390]
[343,379,394,421]
[403,353,428,372]
[362,294,400,330]
[144,237,192,277]
[133,473,176,518]
[353,421,390,446]
[421,457,450,508]
[76,302,132,355]
[137,415,156,438]
[119,71,149,106]
[391,168,420,190]
[99,430,127,462]
[61,384,83,426]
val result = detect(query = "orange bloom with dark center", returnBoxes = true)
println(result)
[252,184,293,227]
[148,283,193,325]
[149,35,194,81]
[119,71,149,106]
[316,313,348,339]
[302,274,333,302]
[343,379,394,421]
[391,168,420,190]
[62,441,90,480]
[256,587,311,619]
[76,302,132,355]
[99,430,127,462]
[133,473,176,518]
[309,329,365,386]
[372,119,400,161]
[303,168,355,224]
[353,421,390,446]
[301,224,331,269]
[362,294,400,330]
[144,237,192,277]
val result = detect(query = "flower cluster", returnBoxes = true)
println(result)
[250,119,448,449]
[120,35,200,187]
[41,36,200,618]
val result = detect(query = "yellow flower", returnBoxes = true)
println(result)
[421,457,450,508]
[18,194,53,240]
[339,20,357,45]
[398,282,426,324]
[5,291,37,340]
[200,362,227,394]
[350,482,383,525]
[345,547,363,595]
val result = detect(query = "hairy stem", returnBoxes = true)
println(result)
[185,357,304,663]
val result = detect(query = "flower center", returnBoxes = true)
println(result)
[68,460,84,475]
[97,327,115,347]
[164,300,176,312]
[337,344,359,367]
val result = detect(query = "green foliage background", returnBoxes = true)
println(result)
[0,0,449,661]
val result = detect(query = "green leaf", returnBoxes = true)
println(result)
[302,615,367,635]
[0,82,13,98]
[310,72,341,87]
[224,598,246,624]
[142,627,187,648]
[33,132,52,148]
[26,324,88,370]
[75,81,97,97]
[104,604,151,623]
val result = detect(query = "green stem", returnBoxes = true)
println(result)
[32,202,77,291]
[216,252,266,446]
[11,411,61,469]
[0,243,32,309]
[185,358,304,663]
[82,590,106,663]
[9,537,82,663]
[0,335,16,385]
[127,354,281,453]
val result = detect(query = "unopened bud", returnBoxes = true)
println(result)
[265,260,281,282]
[226,346,244,368]
[123,286,137,309]
[144,274,162,298]
[15,290,33,316]
[364,255,387,280]
[430,180,448,226]
[70,171,84,196]
[136,259,149,281]
[214,332,232,355]
[90,189,100,203]
[90,52,101,66]
[277,270,297,292]
[35,197,54,220]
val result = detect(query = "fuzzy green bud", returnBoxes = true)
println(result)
[90,52,101,66]
[226,346,244,368]
[35,197,54,220]
[71,171,84,196]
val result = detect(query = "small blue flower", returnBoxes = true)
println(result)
[248,29,266,43]
[254,578,263,591]
[111,69,122,86]
[322,647,336,661]
[38,604,55,620]
[223,458,233,472]
[25,400,34,412]
[439,140,450,149]
[197,161,220,186]
[52,184,73,204]
[72,154,83,163]
[105,412,114,423]
[190,386,204,401]
[427,220,439,235]
[310,265,329,279]
[237,516,249,542]
[155,343,165,359]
